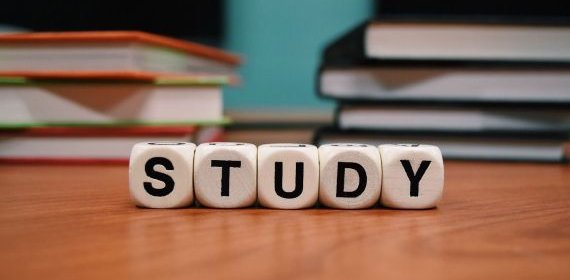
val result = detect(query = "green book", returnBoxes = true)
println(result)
[0,77,230,128]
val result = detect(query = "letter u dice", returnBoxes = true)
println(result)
[257,144,320,209]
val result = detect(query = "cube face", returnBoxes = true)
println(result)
[379,144,444,209]
[129,142,196,208]
[319,144,382,209]
[257,144,319,209]
[194,142,257,208]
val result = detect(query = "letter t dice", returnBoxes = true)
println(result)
[194,142,257,208]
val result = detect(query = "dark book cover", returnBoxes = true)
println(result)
[312,126,570,162]
[332,102,570,133]
[376,0,570,22]
[315,62,570,106]
[313,126,570,142]
[321,19,570,67]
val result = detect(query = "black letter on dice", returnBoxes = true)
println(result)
[400,160,431,197]
[274,162,304,199]
[144,157,175,197]
[336,162,367,198]
[211,160,242,196]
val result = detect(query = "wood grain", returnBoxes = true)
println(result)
[1,161,569,280]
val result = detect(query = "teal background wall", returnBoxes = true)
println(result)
[224,0,373,110]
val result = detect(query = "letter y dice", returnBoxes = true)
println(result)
[379,144,444,209]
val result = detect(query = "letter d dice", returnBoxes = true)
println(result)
[319,144,382,209]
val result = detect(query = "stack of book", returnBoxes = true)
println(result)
[315,16,570,162]
[0,31,240,163]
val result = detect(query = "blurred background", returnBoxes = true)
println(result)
[0,0,569,162]
[0,0,372,110]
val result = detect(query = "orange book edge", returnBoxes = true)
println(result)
[0,71,240,84]
[0,31,241,65]
[0,126,197,138]
[0,158,130,165]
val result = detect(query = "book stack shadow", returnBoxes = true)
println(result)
[314,17,570,162]
[0,31,240,163]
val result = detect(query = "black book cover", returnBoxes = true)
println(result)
[318,24,570,105]
[313,126,570,143]
[332,102,570,132]
[312,126,570,162]
[330,96,570,109]
[321,18,570,67]
[317,2,570,105]
[322,0,570,65]
[376,0,570,21]
[315,61,570,106]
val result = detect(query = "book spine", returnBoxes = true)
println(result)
[322,21,370,66]
[0,157,129,165]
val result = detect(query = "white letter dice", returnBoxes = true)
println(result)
[194,142,257,208]
[379,144,444,209]
[129,142,196,208]
[258,144,319,209]
[319,144,382,209]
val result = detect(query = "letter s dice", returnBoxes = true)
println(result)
[129,142,196,208]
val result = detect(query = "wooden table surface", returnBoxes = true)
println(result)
[1,161,569,280]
